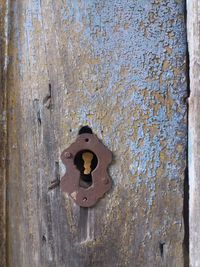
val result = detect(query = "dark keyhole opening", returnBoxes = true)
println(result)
[78,125,93,135]
[74,150,98,188]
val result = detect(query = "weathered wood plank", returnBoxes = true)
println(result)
[6,1,187,266]
[0,1,8,266]
[187,1,200,266]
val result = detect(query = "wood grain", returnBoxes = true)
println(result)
[0,1,8,266]
[187,1,200,266]
[6,1,187,266]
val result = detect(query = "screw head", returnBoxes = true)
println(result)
[65,152,72,159]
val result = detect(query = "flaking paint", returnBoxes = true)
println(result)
[6,0,188,266]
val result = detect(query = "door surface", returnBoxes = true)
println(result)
[0,1,188,267]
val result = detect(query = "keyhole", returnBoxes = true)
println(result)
[74,150,98,188]
[82,152,93,175]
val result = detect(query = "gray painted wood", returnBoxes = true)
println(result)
[3,0,188,266]
[187,1,200,266]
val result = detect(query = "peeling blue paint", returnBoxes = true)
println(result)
[32,0,187,207]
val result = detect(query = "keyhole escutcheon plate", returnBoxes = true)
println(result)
[60,133,112,207]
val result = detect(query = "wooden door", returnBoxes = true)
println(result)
[0,1,188,266]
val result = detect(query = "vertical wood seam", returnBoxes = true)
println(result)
[0,0,9,266]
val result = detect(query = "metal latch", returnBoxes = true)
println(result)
[60,131,112,207]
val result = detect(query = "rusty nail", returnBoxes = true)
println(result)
[48,179,60,190]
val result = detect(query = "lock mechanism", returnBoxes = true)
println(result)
[60,131,112,207]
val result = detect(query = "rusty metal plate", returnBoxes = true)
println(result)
[60,133,112,207]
